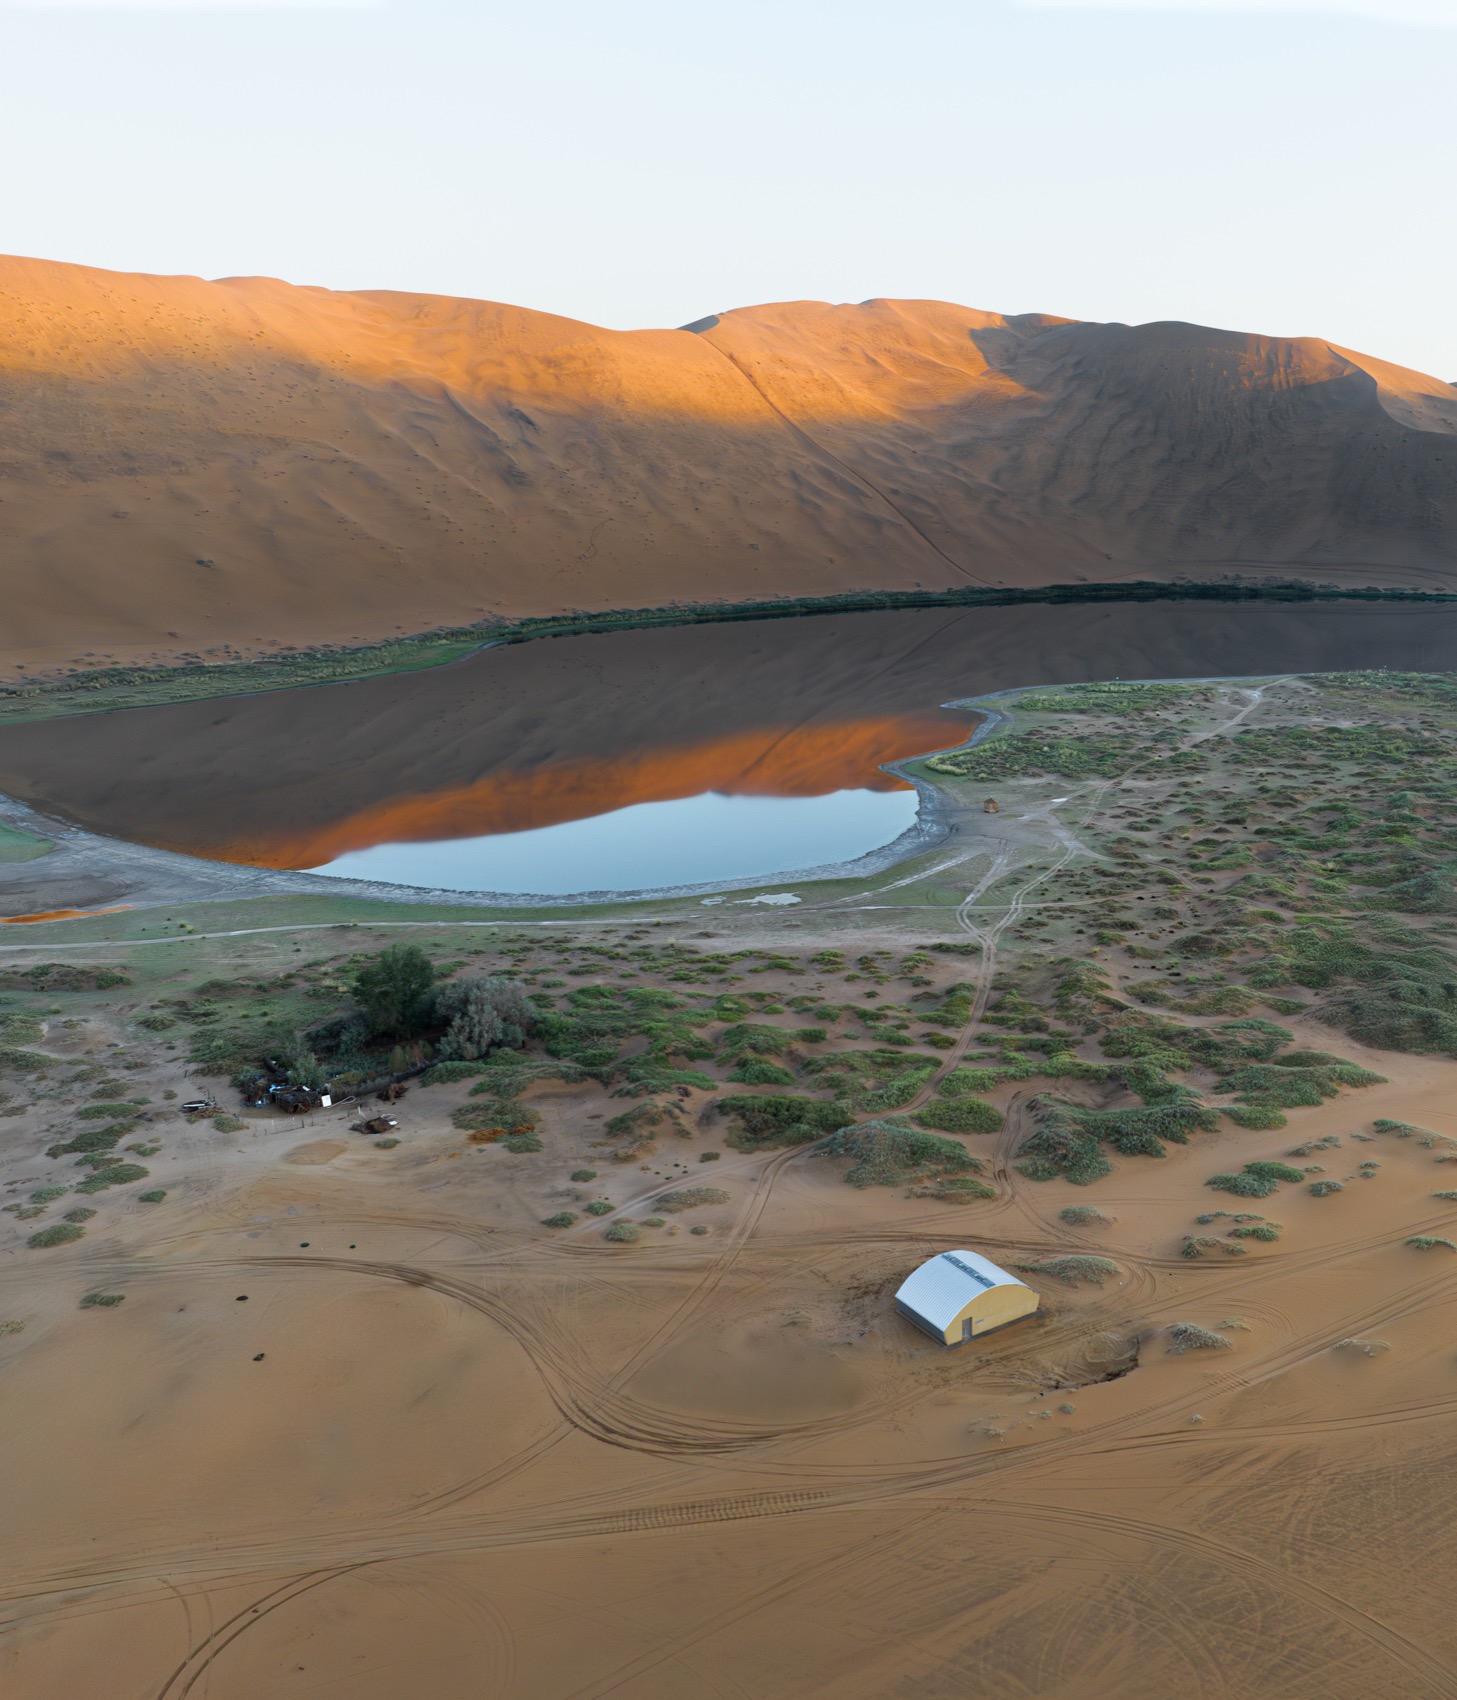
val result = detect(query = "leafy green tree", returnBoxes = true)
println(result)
[353,944,435,1038]
[434,976,534,1061]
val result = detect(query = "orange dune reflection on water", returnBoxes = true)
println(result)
[199,712,971,870]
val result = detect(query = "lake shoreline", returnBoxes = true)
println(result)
[3,578,1453,725]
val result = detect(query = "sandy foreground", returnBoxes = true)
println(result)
[3,1038,1456,1698]
[3,673,1457,1697]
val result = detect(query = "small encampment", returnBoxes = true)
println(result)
[894,1249,1039,1345]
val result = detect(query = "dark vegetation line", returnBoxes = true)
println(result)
[3,579,1456,725]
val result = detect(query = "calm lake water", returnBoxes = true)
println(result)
[2,597,1456,897]
[308,788,921,894]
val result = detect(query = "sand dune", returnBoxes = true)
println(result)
[1,255,1455,670]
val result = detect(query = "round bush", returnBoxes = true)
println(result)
[690,1224,711,1236]
[916,1097,1003,1135]
[137,1189,167,1203]
[452,1099,539,1138]
[1225,1105,1288,1130]
[584,1200,613,1217]
[604,1222,640,1243]
[27,1223,84,1250]
[542,1211,577,1228]
[570,1168,598,1183]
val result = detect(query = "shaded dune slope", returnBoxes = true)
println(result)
[1,255,1454,668]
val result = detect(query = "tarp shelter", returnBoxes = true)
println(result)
[894,1249,1039,1345]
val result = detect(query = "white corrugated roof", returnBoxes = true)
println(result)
[895,1249,1027,1331]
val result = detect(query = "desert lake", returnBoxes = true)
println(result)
[2,596,1457,896]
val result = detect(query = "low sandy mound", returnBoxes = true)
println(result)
[2,256,1455,669]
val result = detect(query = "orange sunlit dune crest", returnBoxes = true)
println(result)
[188,713,968,869]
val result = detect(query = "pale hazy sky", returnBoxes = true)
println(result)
[3,0,1454,377]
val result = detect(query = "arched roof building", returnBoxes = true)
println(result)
[894,1249,1039,1346]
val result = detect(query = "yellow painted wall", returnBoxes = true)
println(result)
[944,1282,1038,1345]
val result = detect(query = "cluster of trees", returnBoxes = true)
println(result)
[266,946,536,1089]
[351,944,534,1058]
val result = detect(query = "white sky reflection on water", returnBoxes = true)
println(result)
[307,788,919,895]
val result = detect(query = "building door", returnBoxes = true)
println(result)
[962,1317,975,1342]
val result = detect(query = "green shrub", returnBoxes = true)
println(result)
[422,1060,489,1085]
[1229,1224,1280,1241]
[1225,1105,1288,1130]
[584,1200,613,1217]
[28,1187,67,1204]
[26,1223,83,1249]
[452,1099,539,1137]
[1018,1256,1118,1285]
[690,1223,711,1235]
[138,1189,167,1203]
[62,1207,95,1223]
[656,1187,730,1212]
[1206,1172,1277,1198]
[699,1150,721,1162]
[1244,1161,1306,1184]
[908,1175,995,1202]
[1016,1118,1111,1187]
[916,1096,1003,1134]
[76,1101,145,1121]
[570,1168,598,1182]
[604,1222,639,1243]
[1309,1180,1344,1197]
[0,1047,56,1073]
[1407,1235,1457,1251]
[212,1114,245,1133]
[1166,1322,1231,1352]
[75,1164,150,1195]
[821,1120,975,1188]
[717,1022,792,1056]
[1059,1205,1104,1226]
[542,1211,577,1228]
[79,1292,125,1308]
[501,1132,543,1153]
[728,1058,796,1087]
[717,1094,846,1151]
[47,1126,125,1158]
